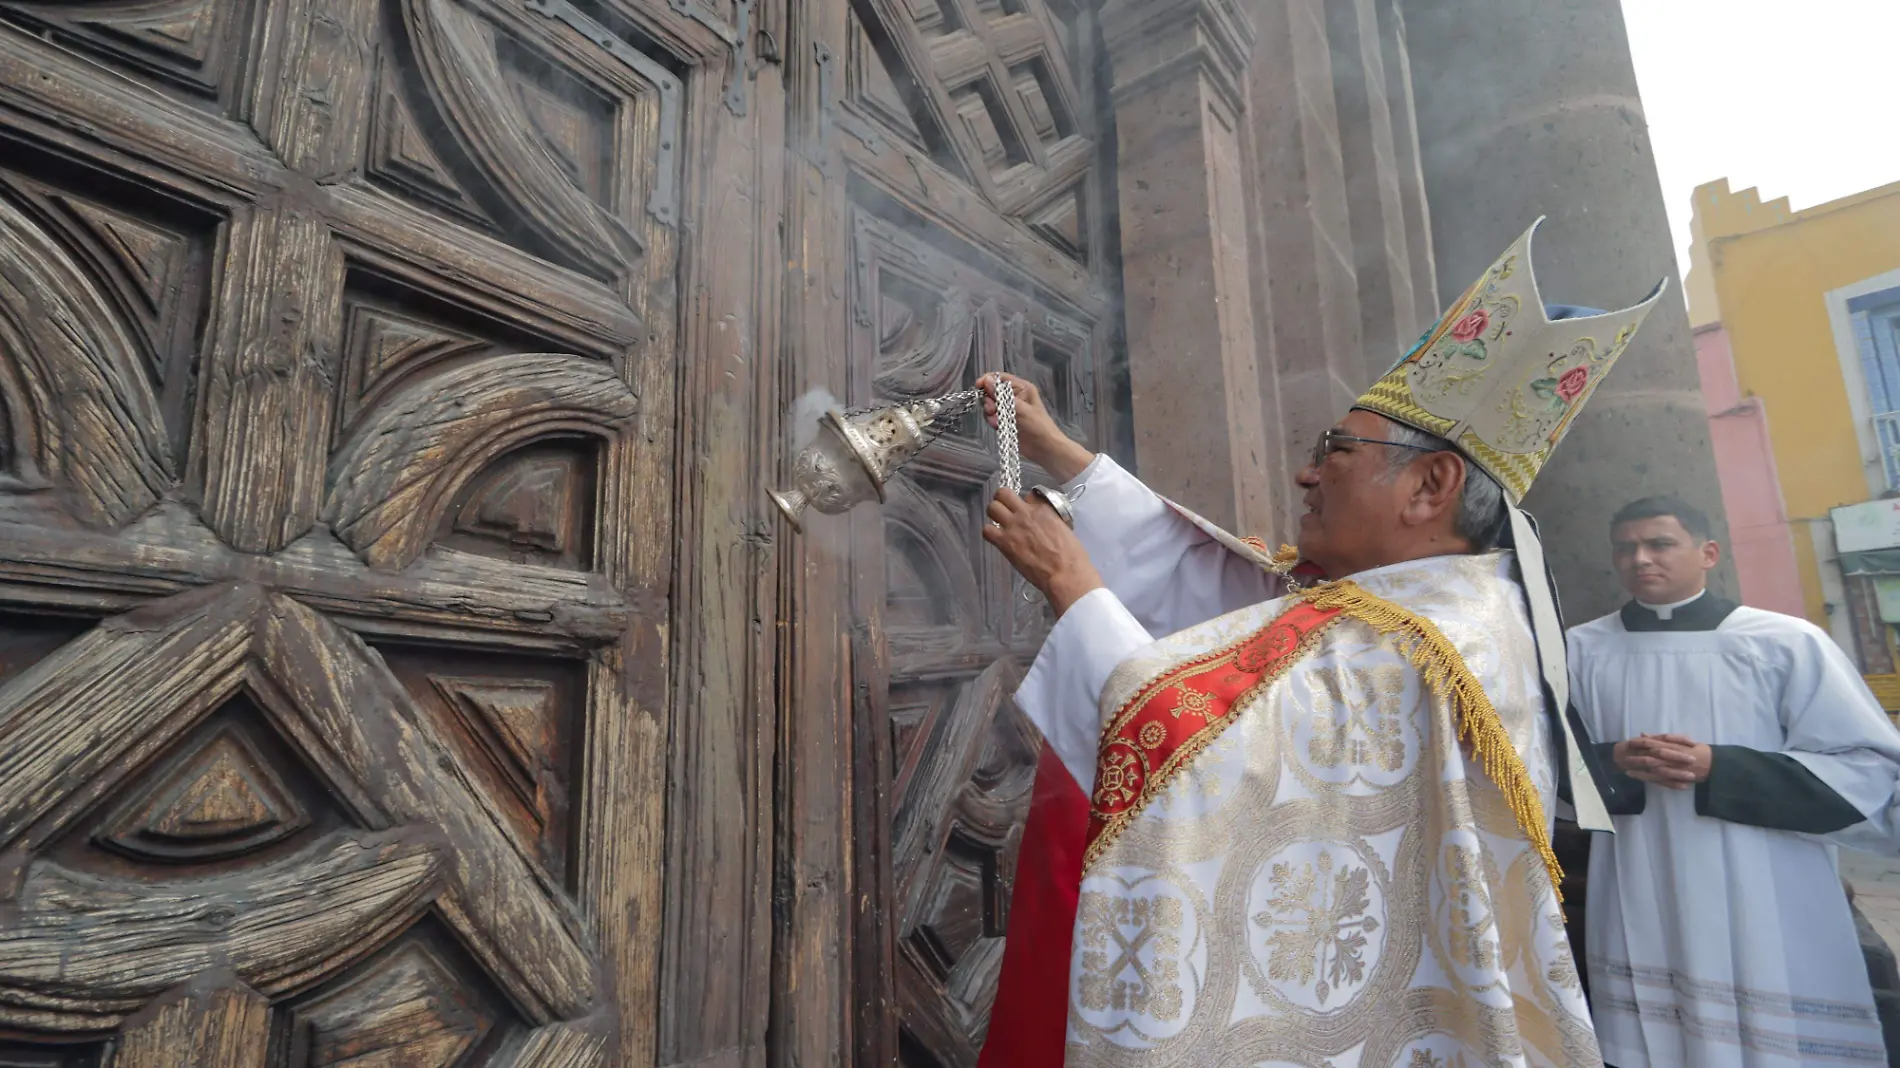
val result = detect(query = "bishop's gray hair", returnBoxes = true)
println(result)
[1376,422,1508,550]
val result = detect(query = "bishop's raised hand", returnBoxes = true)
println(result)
[979,372,1094,483]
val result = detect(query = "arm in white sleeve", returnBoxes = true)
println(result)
[1064,455,1279,637]
[1014,587,1153,791]
[1750,623,1900,851]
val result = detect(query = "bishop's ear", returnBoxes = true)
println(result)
[1402,451,1468,528]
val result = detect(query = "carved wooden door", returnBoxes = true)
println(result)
[0,0,693,1064]
[795,0,1127,1062]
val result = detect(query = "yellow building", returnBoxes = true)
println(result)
[1689,177,1900,692]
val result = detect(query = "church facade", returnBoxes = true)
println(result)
[0,0,1722,1066]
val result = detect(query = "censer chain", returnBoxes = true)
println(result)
[842,380,1021,495]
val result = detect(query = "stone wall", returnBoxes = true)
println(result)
[1107,0,1730,625]
[1106,0,1442,538]
[1401,0,1735,622]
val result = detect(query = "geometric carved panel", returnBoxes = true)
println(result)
[388,0,644,281]
[430,675,558,827]
[847,0,1100,263]
[1007,59,1069,148]
[846,12,927,151]
[285,935,507,1068]
[368,62,496,230]
[496,39,616,212]
[0,585,600,1033]
[891,673,1040,1062]
[949,80,1026,182]
[0,164,214,470]
[337,299,490,435]
[887,526,959,631]
[848,201,1105,1064]
[437,439,597,571]
[49,196,196,357]
[1026,186,1086,264]
[378,645,583,882]
[95,725,310,864]
[904,830,1005,986]
[0,0,253,106]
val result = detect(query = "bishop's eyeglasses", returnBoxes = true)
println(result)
[1309,428,1442,469]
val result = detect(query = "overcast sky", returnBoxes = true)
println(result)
[1621,0,1900,276]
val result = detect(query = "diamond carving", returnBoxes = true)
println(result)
[367,65,492,227]
[429,676,558,826]
[289,942,497,1068]
[1026,186,1086,262]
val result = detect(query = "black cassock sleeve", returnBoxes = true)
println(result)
[1694,745,1867,833]
[1591,741,1649,816]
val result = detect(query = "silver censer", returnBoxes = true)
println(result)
[771,381,1021,532]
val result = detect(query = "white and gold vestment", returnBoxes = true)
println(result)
[1016,455,1600,1067]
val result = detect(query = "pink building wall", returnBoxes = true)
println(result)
[1693,323,1808,616]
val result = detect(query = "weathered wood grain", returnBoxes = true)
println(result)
[248,0,377,180]
[198,204,342,554]
[0,26,275,198]
[95,727,311,863]
[0,582,602,1030]
[872,291,976,399]
[0,506,630,652]
[0,0,684,1061]
[651,16,784,1065]
[286,939,498,1067]
[111,977,271,1068]
[325,352,639,571]
[789,1,1129,1062]
[0,829,440,1031]
[257,594,599,1024]
[398,0,643,275]
[560,9,687,1067]
[0,188,172,527]
[322,184,645,355]
[766,3,858,1064]
[844,136,1108,318]
[0,582,258,854]
[501,1021,611,1068]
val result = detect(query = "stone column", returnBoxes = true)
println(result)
[1402,0,1735,621]
[1325,0,1430,382]
[1103,0,1275,534]
[1242,0,1363,536]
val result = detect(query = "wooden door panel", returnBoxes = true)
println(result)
[0,0,259,111]
[0,161,179,532]
[828,0,1123,1061]
[0,0,692,1063]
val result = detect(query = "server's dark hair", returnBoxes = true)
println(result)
[1611,495,1713,542]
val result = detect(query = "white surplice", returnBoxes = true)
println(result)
[1016,456,1599,1067]
[1568,602,1900,1067]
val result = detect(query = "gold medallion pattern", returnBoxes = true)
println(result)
[1253,849,1382,1006]
[1068,552,1598,1066]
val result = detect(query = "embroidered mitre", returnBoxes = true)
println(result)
[1353,217,1668,502]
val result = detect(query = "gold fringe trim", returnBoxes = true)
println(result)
[1297,579,1563,900]
[1268,543,1300,571]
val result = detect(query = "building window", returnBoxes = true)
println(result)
[1852,285,1900,490]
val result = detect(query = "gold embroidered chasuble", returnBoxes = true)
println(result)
[1064,551,1600,1068]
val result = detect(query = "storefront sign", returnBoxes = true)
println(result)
[1833,499,1900,554]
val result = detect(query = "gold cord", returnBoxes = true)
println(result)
[1297,579,1563,899]
[1265,543,1310,592]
